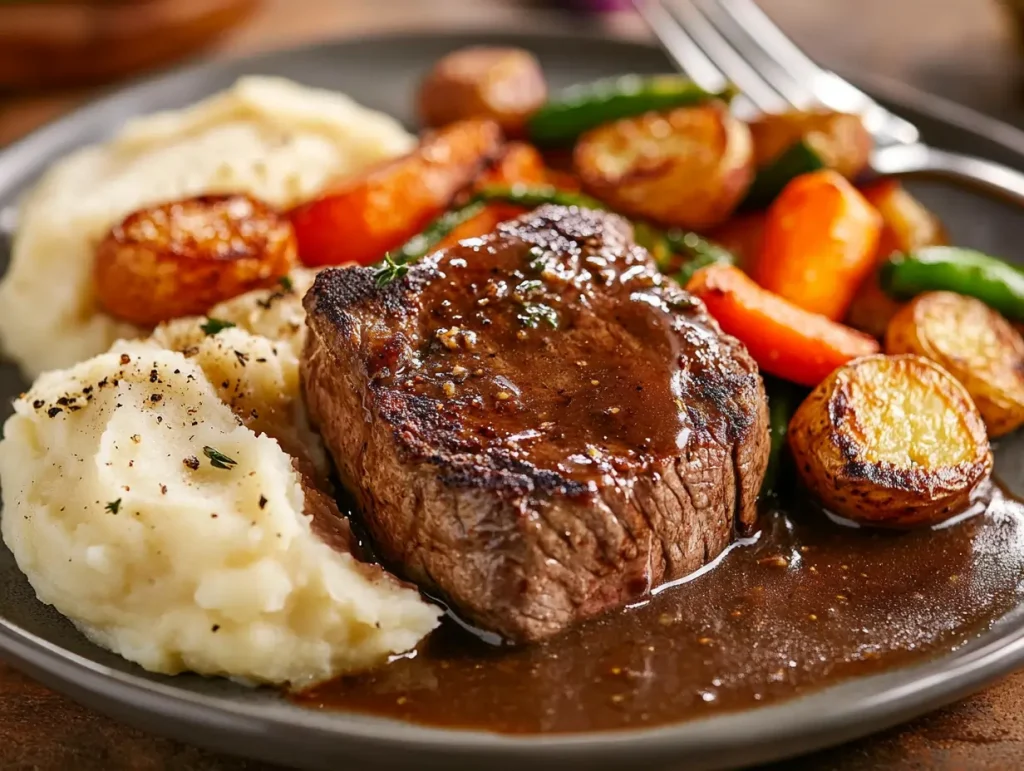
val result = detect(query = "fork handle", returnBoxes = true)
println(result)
[871,144,1024,207]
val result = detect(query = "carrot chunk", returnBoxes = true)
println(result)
[687,264,880,386]
[755,169,882,321]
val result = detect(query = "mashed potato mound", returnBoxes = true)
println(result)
[0,331,440,685]
[0,77,414,378]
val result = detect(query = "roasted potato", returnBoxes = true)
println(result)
[417,46,547,137]
[573,101,753,231]
[94,194,295,326]
[788,354,991,528]
[749,109,872,179]
[885,291,1024,437]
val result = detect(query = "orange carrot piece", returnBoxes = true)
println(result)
[860,179,948,259]
[290,120,502,267]
[476,142,547,188]
[706,212,766,273]
[687,264,880,387]
[435,203,526,250]
[544,167,582,192]
[754,169,882,321]
[845,180,949,337]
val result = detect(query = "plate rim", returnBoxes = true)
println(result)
[2,25,1024,770]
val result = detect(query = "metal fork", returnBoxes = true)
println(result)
[635,0,1024,205]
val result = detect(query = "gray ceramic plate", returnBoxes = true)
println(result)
[2,28,1024,771]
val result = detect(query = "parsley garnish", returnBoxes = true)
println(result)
[278,275,294,292]
[203,446,237,470]
[517,302,559,329]
[105,499,121,514]
[200,318,236,336]
[514,279,544,298]
[374,253,409,288]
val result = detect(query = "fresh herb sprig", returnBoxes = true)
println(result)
[374,253,409,288]
[203,446,238,470]
[200,318,236,336]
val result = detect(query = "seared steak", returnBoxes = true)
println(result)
[302,205,769,642]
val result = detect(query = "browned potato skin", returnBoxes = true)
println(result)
[885,292,1024,437]
[573,101,753,231]
[789,354,992,528]
[94,194,296,326]
[750,110,872,179]
[417,46,547,137]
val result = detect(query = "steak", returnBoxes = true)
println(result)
[302,205,770,643]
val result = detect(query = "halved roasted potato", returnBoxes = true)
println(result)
[789,354,991,528]
[573,101,753,230]
[417,46,548,137]
[94,194,296,326]
[885,291,1024,437]
[749,109,872,179]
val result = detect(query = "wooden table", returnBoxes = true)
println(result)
[2,1,1024,768]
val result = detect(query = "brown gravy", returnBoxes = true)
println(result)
[297,483,1024,733]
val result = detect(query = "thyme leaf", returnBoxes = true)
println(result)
[203,446,237,470]
[517,302,559,329]
[374,253,409,288]
[200,318,236,336]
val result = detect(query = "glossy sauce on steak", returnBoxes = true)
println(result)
[302,205,769,642]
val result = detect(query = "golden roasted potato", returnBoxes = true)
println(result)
[417,46,547,137]
[789,354,991,528]
[573,101,753,231]
[885,291,1024,437]
[749,109,872,179]
[94,194,296,326]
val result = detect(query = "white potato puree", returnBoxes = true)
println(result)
[0,76,414,378]
[0,278,441,685]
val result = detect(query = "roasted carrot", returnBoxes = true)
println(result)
[476,142,547,188]
[861,179,947,259]
[687,264,880,387]
[845,180,948,338]
[754,169,882,321]
[544,167,582,192]
[706,212,766,273]
[435,203,526,250]
[290,119,502,267]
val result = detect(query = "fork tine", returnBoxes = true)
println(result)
[633,0,732,94]
[692,0,816,110]
[716,0,920,144]
[714,0,836,101]
[660,0,790,114]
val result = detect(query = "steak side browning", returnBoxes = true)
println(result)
[302,205,769,642]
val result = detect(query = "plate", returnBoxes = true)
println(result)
[2,28,1024,771]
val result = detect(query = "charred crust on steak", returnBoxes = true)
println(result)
[302,205,770,641]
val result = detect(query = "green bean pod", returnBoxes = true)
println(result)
[527,74,734,146]
[880,246,1024,321]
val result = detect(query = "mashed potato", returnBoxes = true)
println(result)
[151,268,327,476]
[0,76,414,378]
[0,329,440,685]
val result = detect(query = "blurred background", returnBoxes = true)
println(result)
[0,0,1022,148]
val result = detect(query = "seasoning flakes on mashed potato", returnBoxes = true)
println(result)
[0,321,440,686]
[0,76,414,378]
